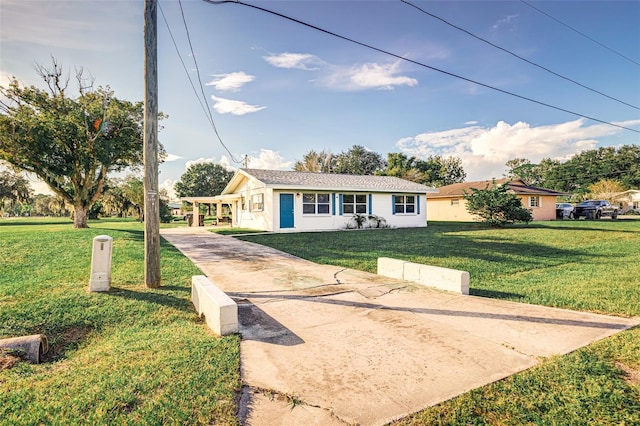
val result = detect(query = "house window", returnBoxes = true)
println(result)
[343,194,367,214]
[394,195,416,214]
[251,193,264,211]
[529,196,540,208]
[303,193,330,215]
[451,198,460,206]
[241,197,247,211]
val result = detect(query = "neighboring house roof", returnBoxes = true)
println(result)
[427,178,567,198]
[222,168,438,194]
[613,190,640,198]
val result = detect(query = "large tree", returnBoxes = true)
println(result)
[175,162,233,216]
[380,152,466,187]
[293,149,335,173]
[333,145,386,175]
[0,166,32,212]
[175,162,233,198]
[0,61,155,228]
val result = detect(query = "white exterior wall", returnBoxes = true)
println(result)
[272,191,427,232]
[233,176,274,231]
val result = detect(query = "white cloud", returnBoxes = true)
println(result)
[263,53,322,70]
[164,153,183,162]
[218,156,238,172]
[205,72,255,91]
[323,61,417,91]
[247,149,292,170]
[184,157,214,168]
[492,14,520,31]
[211,95,266,116]
[464,120,479,125]
[160,178,177,201]
[396,119,638,181]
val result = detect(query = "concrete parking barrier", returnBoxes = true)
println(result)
[191,275,238,336]
[378,257,469,295]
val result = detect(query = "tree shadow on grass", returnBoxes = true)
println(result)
[107,287,193,312]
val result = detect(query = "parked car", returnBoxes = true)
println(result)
[555,203,574,219]
[573,200,618,220]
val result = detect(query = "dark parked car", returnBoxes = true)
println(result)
[573,200,618,220]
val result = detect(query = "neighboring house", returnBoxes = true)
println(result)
[613,190,640,213]
[182,168,438,232]
[168,203,182,216]
[426,178,567,222]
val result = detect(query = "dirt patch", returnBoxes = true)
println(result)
[43,326,93,361]
[616,362,640,386]
[0,349,22,371]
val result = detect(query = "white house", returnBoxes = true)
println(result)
[613,189,640,213]
[182,168,438,232]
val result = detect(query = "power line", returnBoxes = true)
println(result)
[203,0,639,134]
[401,0,639,111]
[520,0,640,67]
[158,3,212,128]
[159,0,242,163]
[177,0,243,164]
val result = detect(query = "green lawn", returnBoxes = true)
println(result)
[237,220,640,425]
[0,218,240,425]
[2,218,639,425]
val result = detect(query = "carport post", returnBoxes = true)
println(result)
[192,201,199,227]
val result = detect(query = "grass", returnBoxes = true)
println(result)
[236,219,640,425]
[3,218,639,425]
[0,217,241,425]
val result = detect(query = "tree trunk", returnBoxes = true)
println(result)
[73,204,89,228]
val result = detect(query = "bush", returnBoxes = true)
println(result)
[463,181,532,226]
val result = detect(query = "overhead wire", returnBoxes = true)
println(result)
[401,0,639,111]
[160,0,243,164]
[158,3,212,129]
[520,0,640,67]
[202,0,639,134]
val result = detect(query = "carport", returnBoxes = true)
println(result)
[181,194,241,227]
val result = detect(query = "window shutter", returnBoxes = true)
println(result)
[392,195,396,215]
[417,195,420,214]
[339,194,343,215]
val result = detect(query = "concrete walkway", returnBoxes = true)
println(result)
[160,227,640,426]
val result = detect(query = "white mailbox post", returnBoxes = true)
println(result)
[89,235,113,292]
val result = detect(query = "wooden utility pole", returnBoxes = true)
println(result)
[144,0,161,287]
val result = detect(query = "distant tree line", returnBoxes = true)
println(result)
[504,145,640,196]
[293,145,466,188]
[0,167,173,223]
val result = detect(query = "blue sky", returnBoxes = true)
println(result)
[1,0,639,197]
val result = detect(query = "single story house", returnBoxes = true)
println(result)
[426,178,567,221]
[182,168,438,232]
[613,189,640,213]
[168,202,183,216]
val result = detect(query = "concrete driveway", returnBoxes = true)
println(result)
[160,227,639,425]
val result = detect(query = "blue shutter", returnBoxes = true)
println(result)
[417,195,420,214]
[368,194,372,215]
[392,195,396,215]
[332,193,336,215]
[339,194,343,215]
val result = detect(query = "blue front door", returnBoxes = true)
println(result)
[280,193,294,229]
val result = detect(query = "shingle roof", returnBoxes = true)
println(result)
[239,168,438,193]
[428,178,567,198]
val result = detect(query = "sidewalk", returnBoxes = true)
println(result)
[161,227,640,425]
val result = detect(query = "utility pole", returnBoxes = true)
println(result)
[144,0,161,287]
